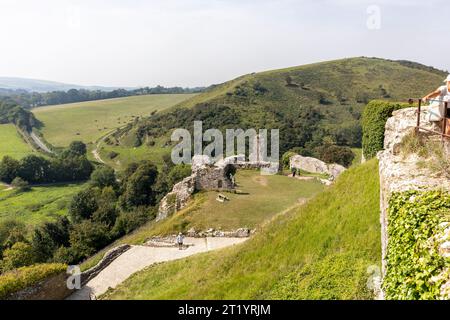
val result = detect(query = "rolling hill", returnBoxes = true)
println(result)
[0,77,131,93]
[111,57,445,163]
[0,124,34,159]
[32,94,197,148]
[102,159,380,300]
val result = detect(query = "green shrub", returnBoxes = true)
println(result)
[11,177,30,192]
[0,242,34,272]
[362,100,410,159]
[0,263,66,299]
[281,151,297,169]
[383,190,450,300]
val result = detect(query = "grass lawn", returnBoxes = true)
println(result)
[0,124,35,159]
[0,183,84,226]
[102,159,381,300]
[97,135,171,170]
[80,170,324,270]
[33,94,196,147]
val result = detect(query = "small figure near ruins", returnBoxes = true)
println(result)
[176,232,184,250]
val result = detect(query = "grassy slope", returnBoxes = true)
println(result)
[175,57,444,124]
[32,94,196,147]
[103,159,380,300]
[113,57,444,168]
[0,183,84,226]
[80,170,324,270]
[0,124,35,159]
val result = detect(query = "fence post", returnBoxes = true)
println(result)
[442,102,448,142]
[416,99,422,134]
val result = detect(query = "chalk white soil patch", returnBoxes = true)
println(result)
[67,237,248,300]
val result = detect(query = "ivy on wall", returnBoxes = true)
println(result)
[383,190,450,299]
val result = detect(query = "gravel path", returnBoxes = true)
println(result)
[67,237,248,300]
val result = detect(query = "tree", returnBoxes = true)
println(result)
[11,177,30,192]
[69,220,110,259]
[0,156,20,183]
[90,166,117,189]
[92,187,118,228]
[18,155,51,183]
[166,164,191,187]
[120,161,158,209]
[68,187,100,222]
[112,207,152,237]
[63,141,87,158]
[0,242,34,272]
[0,220,27,256]
[31,217,71,262]
[281,151,297,169]
[314,145,355,168]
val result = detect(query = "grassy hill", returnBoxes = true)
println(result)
[0,124,35,159]
[0,183,84,226]
[102,159,380,300]
[109,57,444,167]
[32,94,197,147]
[80,170,324,270]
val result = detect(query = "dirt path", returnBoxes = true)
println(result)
[67,237,248,300]
[30,132,53,154]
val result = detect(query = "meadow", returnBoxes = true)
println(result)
[80,170,324,270]
[0,124,35,159]
[102,159,381,300]
[32,94,196,147]
[0,183,84,226]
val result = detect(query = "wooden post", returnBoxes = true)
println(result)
[442,102,448,142]
[416,99,422,134]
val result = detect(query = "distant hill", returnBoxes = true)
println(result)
[0,77,133,93]
[119,57,445,156]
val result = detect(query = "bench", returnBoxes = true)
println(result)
[216,193,230,203]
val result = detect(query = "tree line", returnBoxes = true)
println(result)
[0,141,93,185]
[0,154,191,272]
[0,85,205,109]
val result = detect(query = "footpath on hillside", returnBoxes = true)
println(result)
[67,237,248,300]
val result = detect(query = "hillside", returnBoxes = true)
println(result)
[80,170,324,270]
[0,77,130,93]
[32,94,196,148]
[112,57,444,163]
[0,124,34,159]
[102,159,380,300]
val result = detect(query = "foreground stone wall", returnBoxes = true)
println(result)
[377,107,450,298]
[7,272,72,300]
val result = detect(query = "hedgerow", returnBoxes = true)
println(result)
[383,191,450,299]
[362,100,410,159]
[0,263,67,299]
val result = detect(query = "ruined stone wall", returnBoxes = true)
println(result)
[289,155,346,179]
[377,106,450,298]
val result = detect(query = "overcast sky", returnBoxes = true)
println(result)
[0,0,448,88]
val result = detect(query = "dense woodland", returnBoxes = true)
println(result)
[0,150,191,272]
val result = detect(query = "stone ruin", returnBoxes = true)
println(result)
[289,154,346,181]
[156,154,277,221]
[156,155,236,221]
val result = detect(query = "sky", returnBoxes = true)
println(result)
[0,0,448,88]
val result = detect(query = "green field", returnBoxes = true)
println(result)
[98,135,170,169]
[0,183,84,226]
[33,94,196,147]
[80,170,324,270]
[0,124,35,159]
[103,159,381,300]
